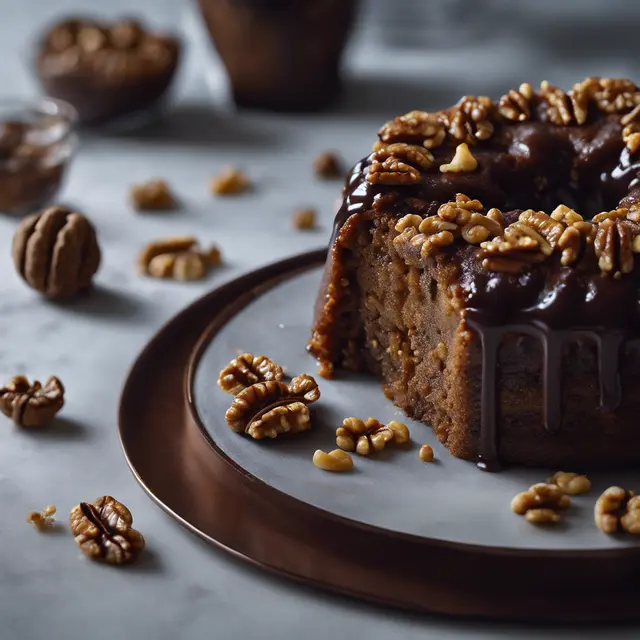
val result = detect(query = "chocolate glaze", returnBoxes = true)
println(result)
[315,110,640,470]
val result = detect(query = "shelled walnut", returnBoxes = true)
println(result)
[547,471,591,495]
[594,486,638,534]
[217,353,284,395]
[291,208,317,230]
[335,417,409,455]
[367,142,432,185]
[498,83,534,122]
[137,236,221,281]
[0,375,64,428]
[313,151,343,179]
[12,206,101,299]
[26,505,57,531]
[511,483,570,525]
[209,167,251,195]
[312,449,353,472]
[419,444,434,462]
[130,179,177,211]
[445,96,494,144]
[225,374,320,439]
[439,143,478,173]
[69,496,145,565]
[377,110,446,149]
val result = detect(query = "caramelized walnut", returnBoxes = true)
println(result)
[217,353,284,395]
[313,151,343,179]
[225,374,320,439]
[540,81,574,125]
[580,77,640,114]
[209,167,251,195]
[621,105,640,153]
[69,496,145,565]
[511,482,570,524]
[0,375,64,428]
[445,96,494,144]
[26,505,57,531]
[12,206,101,299]
[594,486,635,534]
[378,110,446,149]
[498,83,534,122]
[130,179,177,211]
[368,142,433,186]
[593,217,638,276]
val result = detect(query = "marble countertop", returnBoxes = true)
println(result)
[1,1,640,638]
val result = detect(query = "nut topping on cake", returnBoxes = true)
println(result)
[498,83,534,122]
[218,353,284,395]
[445,96,494,144]
[368,142,433,185]
[439,143,478,173]
[377,110,446,149]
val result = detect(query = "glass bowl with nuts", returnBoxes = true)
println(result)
[0,97,77,216]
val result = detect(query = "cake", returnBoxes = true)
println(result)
[308,78,640,470]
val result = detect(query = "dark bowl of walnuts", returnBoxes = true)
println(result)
[34,16,181,127]
[0,97,77,216]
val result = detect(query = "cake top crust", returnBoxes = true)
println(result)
[336,78,640,282]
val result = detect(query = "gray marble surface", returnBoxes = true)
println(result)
[1,1,640,638]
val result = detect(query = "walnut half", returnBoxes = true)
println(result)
[335,417,409,455]
[0,375,64,428]
[69,496,145,565]
[225,374,320,439]
[217,353,284,395]
[511,483,570,525]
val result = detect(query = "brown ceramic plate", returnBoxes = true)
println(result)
[119,249,640,622]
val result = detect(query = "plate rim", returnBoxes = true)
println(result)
[181,250,640,559]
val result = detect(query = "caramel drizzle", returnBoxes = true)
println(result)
[467,320,624,472]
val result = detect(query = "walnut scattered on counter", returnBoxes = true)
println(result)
[26,505,57,531]
[69,496,145,565]
[439,143,478,173]
[137,236,221,281]
[0,375,64,428]
[547,471,591,496]
[594,486,637,534]
[312,449,353,472]
[12,206,101,299]
[291,208,317,230]
[218,353,284,395]
[313,151,344,179]
[130,179,177,211]
[225,374,320,439]
[419,444,434,462]
[511,482,570,525]
[335,417,409,456]
[209,167,251,195]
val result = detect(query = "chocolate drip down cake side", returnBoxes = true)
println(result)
[308,78,640,470]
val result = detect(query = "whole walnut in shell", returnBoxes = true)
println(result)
[13,206,101,299]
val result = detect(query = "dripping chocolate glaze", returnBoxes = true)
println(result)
[315,110,640,471]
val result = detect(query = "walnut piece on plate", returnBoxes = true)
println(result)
[335,417,410,455]
[218,353,284,395]
[511,482,570,525]
[69,496,145,565]
[0,375,64,428]
[209,167,251,195]
[225,374,320,439]
[26,505,57,530]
